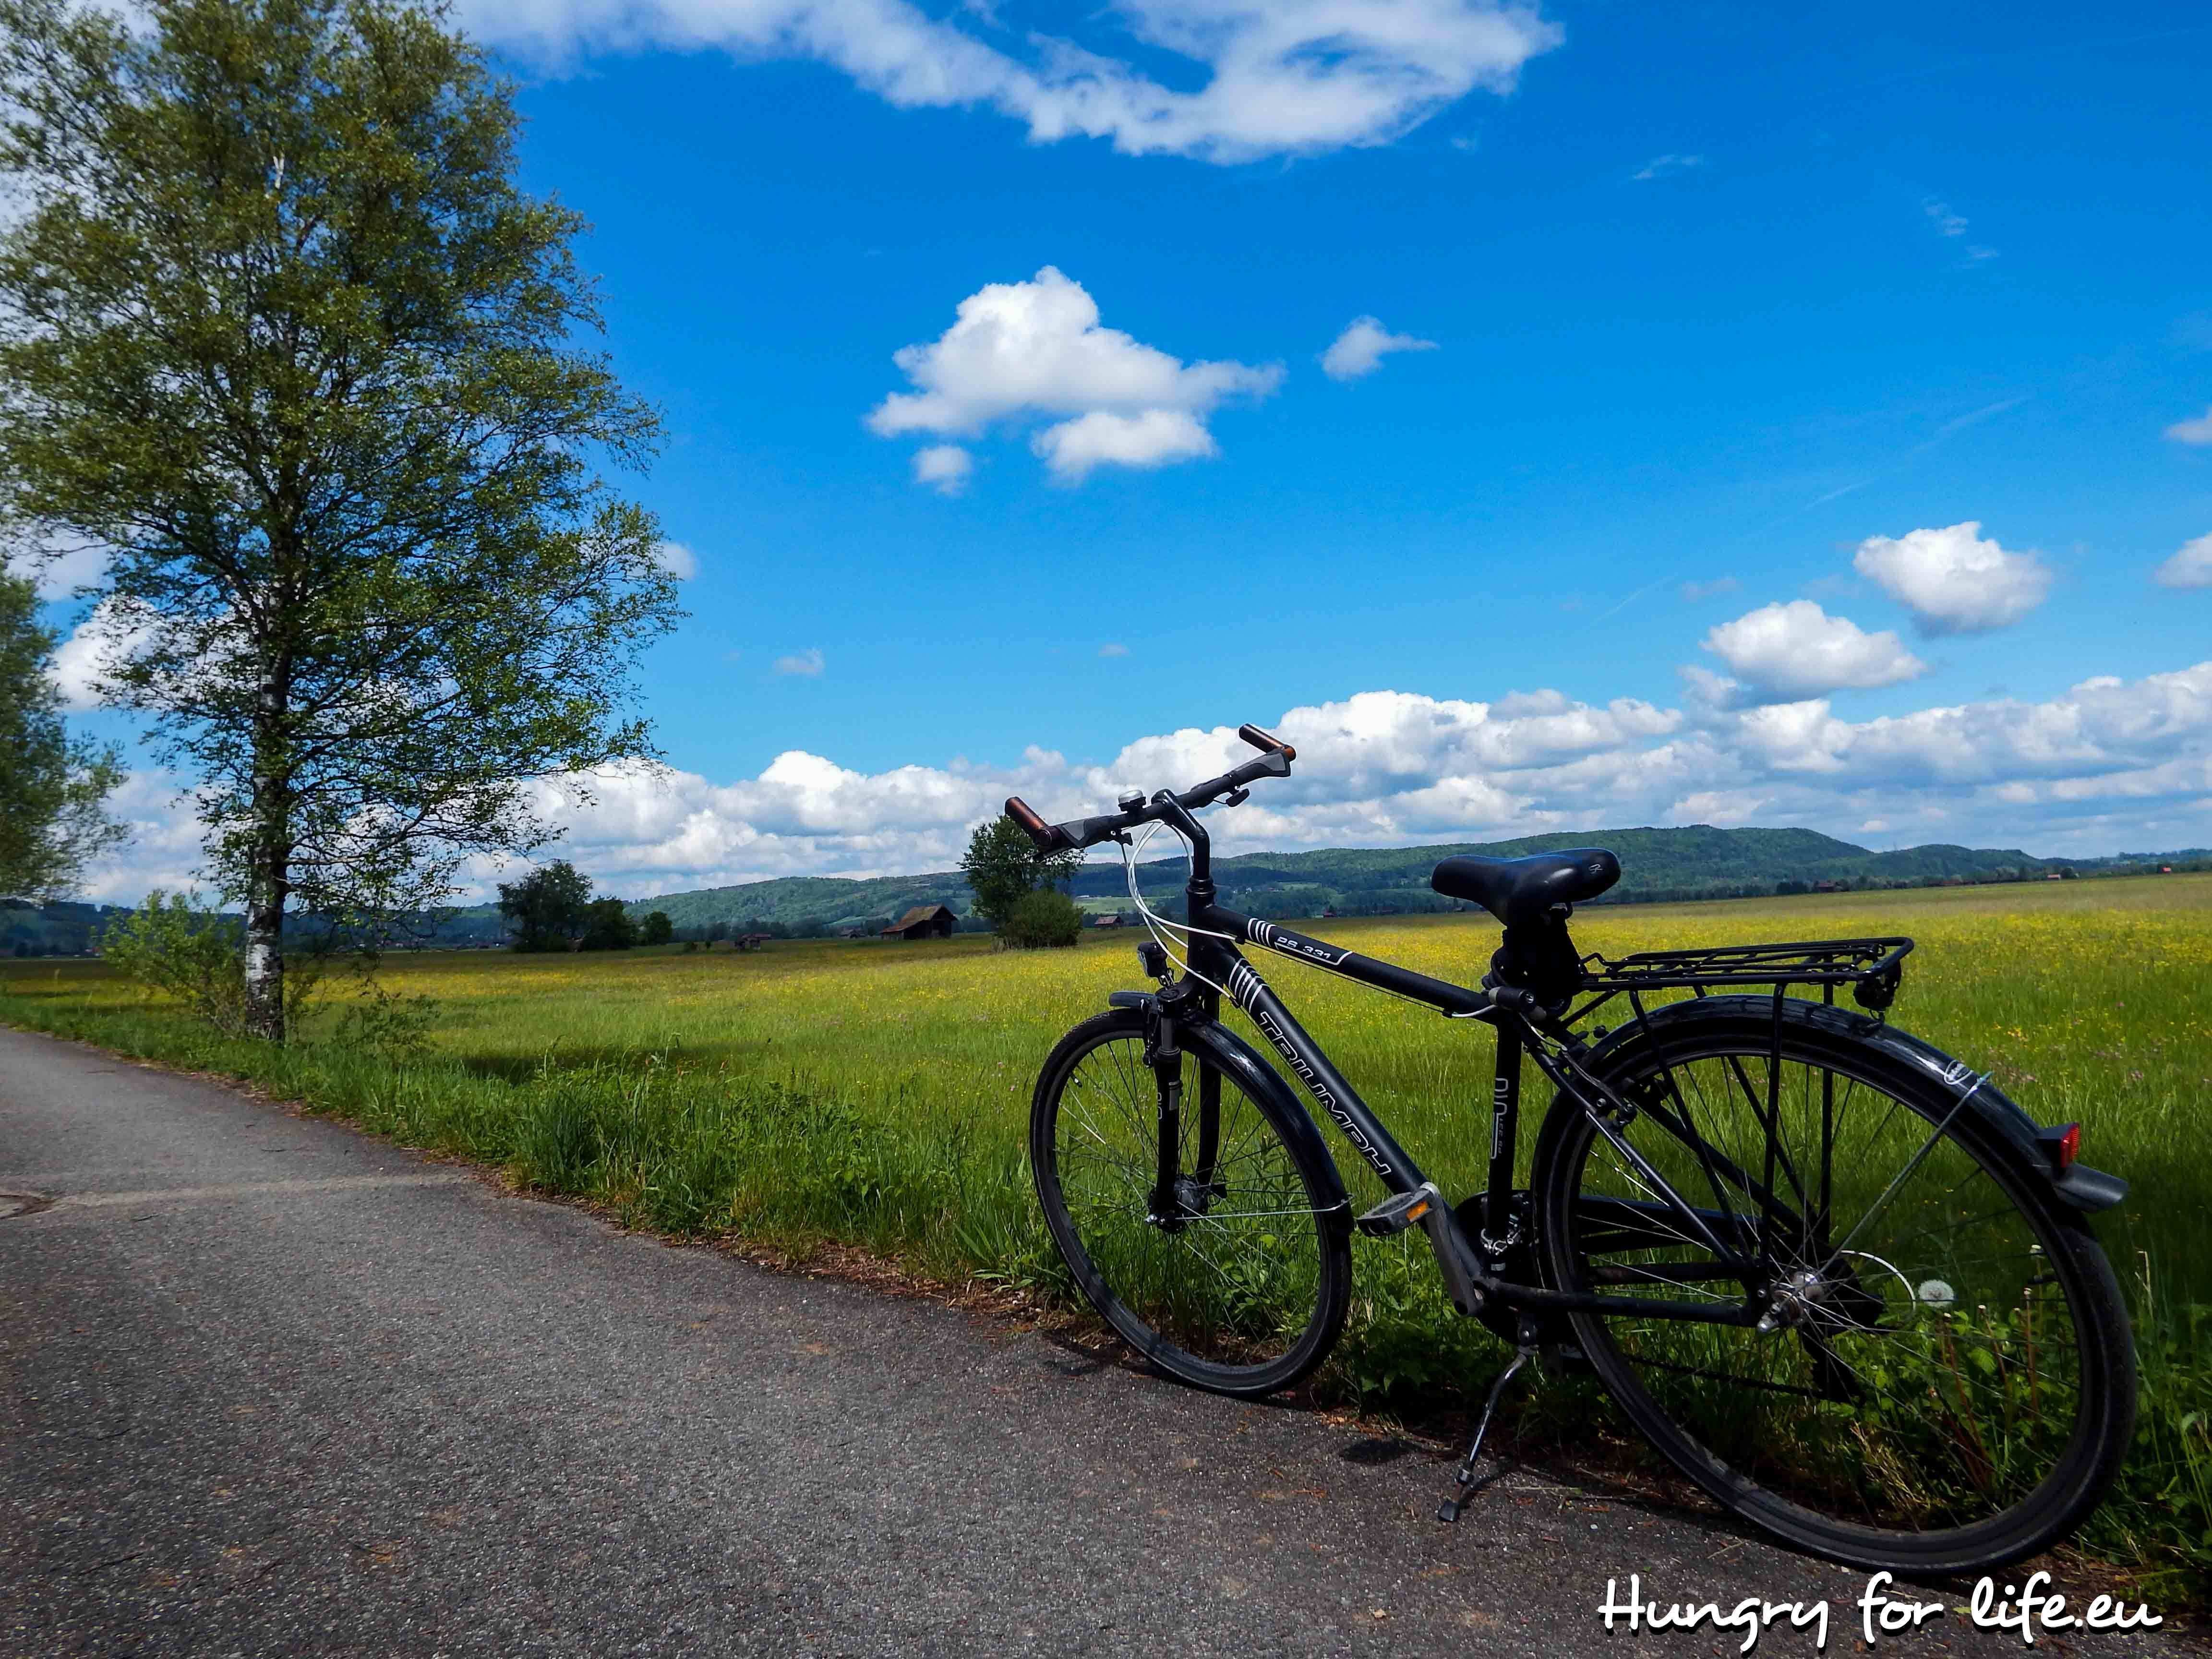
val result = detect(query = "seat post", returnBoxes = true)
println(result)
[1483,1024,1523,1251]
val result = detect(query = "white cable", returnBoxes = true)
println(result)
[1118,809,1479,1023]
[1126,820,1242,946]
[1122,823,1197,962]
[1118,818,1235,999]
[1129,824,1245,950]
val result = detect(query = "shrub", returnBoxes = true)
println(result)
[99,890,258,1036]
[98,891,437,1047]
[640,910,673,945]
[1000,888,1081,949]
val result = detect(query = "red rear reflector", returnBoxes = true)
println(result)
[2056,1123,2080,1168]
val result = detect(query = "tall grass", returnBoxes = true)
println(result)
[4,875,2207,1592]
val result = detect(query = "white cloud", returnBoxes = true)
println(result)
[1923,198,1969,238]
[1631,153,1701,181]
[1699,601,1926,703]
[49,621,111,711]
[5,533,108,600]
[772,648,824,676]
[74,770,209,902]
[1922,198,1996,261]
[1031,408,1216,480]
[1680,576,1738,601]
[1098,642,1130,658]
[870,267,1280,483]
[2156,533,2212,589]
[912,445,974,494]
[1320,315,1437,380]
[1851,520,2052,634]
[72,661,2212,904]
[46,601,170,712]
[2165,406,2212,445]
[1710,664,2212,792]
[453,0,1562,164]
[650,539,698,580]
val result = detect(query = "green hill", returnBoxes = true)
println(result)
[625,871,981,938]
[619,826,2201,939]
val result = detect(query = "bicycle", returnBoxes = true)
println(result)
[1004,722,2137,1574]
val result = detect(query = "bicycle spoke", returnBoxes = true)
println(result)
[1830,1090,1976,1259]
[1046,1033,1332,1381]
[1561,1027,2106,1546]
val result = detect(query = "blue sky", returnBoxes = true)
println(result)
[45,0,2212,897]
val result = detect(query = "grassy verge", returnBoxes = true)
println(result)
[4,878,2208,1597]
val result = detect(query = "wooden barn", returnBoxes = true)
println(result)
[882,904,957,941]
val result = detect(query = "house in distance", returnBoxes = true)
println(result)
[882,904,957,941]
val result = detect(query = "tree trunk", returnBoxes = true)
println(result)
[243,839,286,1043]
[242,670,290,1043]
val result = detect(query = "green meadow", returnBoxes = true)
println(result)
[6,875,2208,1592]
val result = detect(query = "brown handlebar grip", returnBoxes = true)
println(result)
[1238,723,1296,762]
[1004,796,1058,851]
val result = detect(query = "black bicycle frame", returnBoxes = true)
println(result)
[1152,796,1766,1330]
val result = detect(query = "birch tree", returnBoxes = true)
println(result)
[0,0,680,1038]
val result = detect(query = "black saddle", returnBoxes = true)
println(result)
[1431,849,1621,928]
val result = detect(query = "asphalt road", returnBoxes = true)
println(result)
[0,1022,2189,1657]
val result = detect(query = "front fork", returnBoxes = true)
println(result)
[1144,984,1217,1230]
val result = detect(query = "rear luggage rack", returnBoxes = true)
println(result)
[1575,937,1913,1013]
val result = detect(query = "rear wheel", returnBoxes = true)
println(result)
[1031,1009,1350,1397]
[1533,998,2135,1572]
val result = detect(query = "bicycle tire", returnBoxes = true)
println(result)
[1031,1007,1352,1398]
[1532,996,2136,1573]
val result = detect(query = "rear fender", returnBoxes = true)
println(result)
[1563,996,2128,1214]
[1843,1010,2130,1213]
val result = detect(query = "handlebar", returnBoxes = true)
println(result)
[1005,722,1296,855]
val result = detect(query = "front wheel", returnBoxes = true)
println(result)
[1031,1008,1351,1398]
[1533,998,2136,1573]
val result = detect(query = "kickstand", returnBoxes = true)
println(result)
[1437,1335,1537,1524]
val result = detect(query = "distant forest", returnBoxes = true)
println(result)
[8,826,2208,956]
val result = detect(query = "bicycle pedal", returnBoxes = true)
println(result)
[1356,1182,1442,1238]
